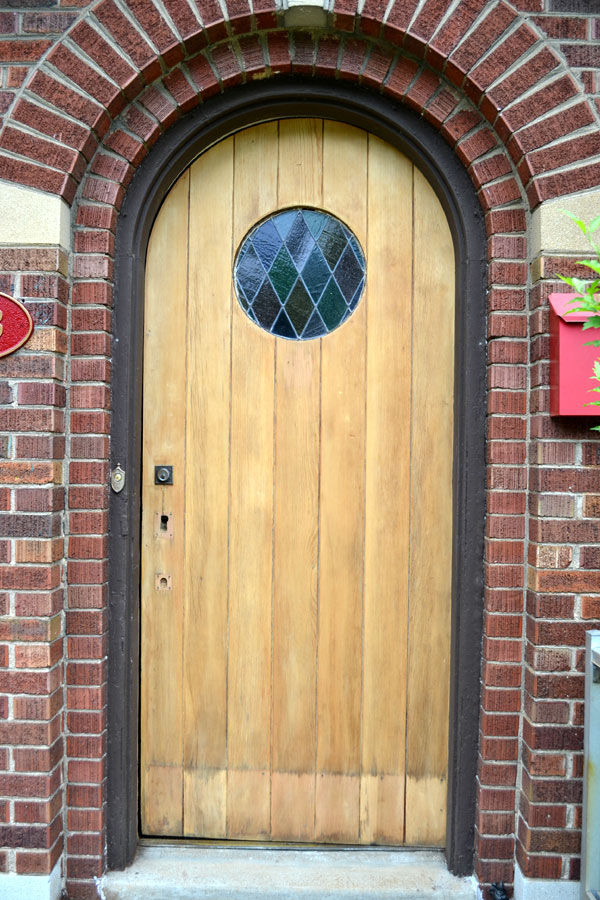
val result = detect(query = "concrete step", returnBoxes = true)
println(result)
[102,845,478,900]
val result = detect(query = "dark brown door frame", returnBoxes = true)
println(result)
[107,77,488,876]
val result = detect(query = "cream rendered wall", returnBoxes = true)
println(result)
[531,188,600,257]
[0,181,71,252]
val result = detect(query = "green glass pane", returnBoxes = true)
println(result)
[285,280,314,334]
[302,209,326,240]
[318,279,347,330]
[268,246,298,302]
[302,245,330,301]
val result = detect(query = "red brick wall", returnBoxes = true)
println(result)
[1,1,600,898]
[0,250,67,877]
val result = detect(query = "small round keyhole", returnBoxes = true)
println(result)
[159,577,168,589]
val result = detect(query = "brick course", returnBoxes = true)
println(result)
[0,1,599,899]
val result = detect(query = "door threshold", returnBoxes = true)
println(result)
[139,836,440,851]
[103,844,477,899]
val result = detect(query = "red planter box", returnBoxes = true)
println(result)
[549,292,600,417]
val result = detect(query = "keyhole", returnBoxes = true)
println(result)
[159,577,168,589]
[160,514,169,531]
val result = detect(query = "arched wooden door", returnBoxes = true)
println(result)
[140,119,455,847]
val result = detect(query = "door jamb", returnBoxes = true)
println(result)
[108,77,488,877]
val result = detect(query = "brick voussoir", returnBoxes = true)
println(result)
[92,0,162,82]
[69,20,144,101]
[238,35,269,77]
[467,23,539,98]
[403,0,455,58]
[27,70,111,138]
[444,2,518,88]
[0,124,84,178]
[125,0,184,67]
[487,47,562,112]
[160,0,206,52]
[46,43,126,118]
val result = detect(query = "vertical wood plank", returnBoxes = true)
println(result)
[270,120,322,841]
[360,137,413,845]
[227,122,278,839]
[182,141,234,838]
[315,121,368,843]
[140,170,189,835]
[405,166,455,847]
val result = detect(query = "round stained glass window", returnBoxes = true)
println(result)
[233,208,366,340]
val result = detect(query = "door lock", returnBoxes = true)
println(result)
[154,465,173,485]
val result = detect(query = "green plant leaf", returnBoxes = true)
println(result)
[558,275,578,289]
[577,259,600,275]
[568,277,593,295]
[561,210,588,234]
[589,215,600,234]
[569,297,599,312]
[591,425,600,432]
[582,317,600,330]
[584,340,600,347]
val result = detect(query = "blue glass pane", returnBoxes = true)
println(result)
[273,209,297,241]
[236,244,266,303]
[272,308,296,339]
[302,308,328,338]
[234,208,366,341]
[348,278,365,311]
[285,214,314,269]
[334,244,364,304]
[252,218,282,270]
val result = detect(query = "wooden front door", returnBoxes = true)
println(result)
[140,119,455,847]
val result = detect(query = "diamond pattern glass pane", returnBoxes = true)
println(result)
[233,208,366,340]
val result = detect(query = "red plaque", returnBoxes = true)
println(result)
[0,292,34,359]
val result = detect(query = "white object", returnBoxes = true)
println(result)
[0,860,62,900]
[582,631,600,900]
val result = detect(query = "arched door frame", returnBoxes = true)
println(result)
[107,77,488,876]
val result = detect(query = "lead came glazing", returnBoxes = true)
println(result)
[234,208,366,339]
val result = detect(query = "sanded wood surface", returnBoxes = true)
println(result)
[141,119,454,846]
[226,123,278,839]
[140,171,189,835]
[361,136,413,845]
[315,121,367,843]
[182,139,234,838]
[271,119,322,840]
[405,167,454,847]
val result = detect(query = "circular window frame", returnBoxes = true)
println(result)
[233,206,367,340]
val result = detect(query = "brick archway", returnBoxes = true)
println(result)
[0,0,598,207]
